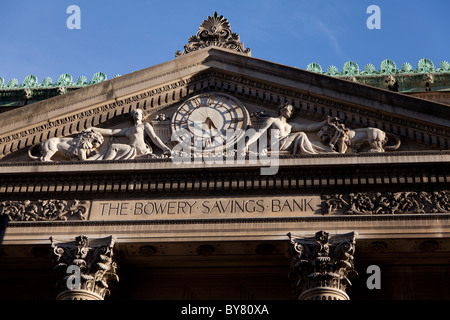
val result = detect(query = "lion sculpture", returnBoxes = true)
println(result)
[318,118,401,153]
[28,129,104,162]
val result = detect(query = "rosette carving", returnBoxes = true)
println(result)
[323,191,450,215]
[0,199,89,221]
[176,12,250,57]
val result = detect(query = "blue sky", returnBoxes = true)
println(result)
[0,0,449,84]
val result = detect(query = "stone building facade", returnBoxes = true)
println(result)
[0,13,449,300]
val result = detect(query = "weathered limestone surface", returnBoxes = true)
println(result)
[0,13,448,300]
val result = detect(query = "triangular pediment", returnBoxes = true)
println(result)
[0,47,449,164]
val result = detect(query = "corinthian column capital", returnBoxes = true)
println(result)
[50,235,119,300]
[287,231,358,300]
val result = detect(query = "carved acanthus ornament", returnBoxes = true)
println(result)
[323,190,450,215]
[175,12,250,57]
[0,199,88,221]
[50,235,119,300]
[288,231,358,300]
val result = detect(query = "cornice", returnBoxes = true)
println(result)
[6,213,450,227]
[0,49,212,137]
[0,153,447,203]
[4,213,450,247]
[208,70,450,140]
[0,151,448,174]
[203,49,450,127]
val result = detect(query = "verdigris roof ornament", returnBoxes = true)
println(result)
[342,61,360,75]
[22,75,38,88]
[326,65,339,76]
[400,62,414,73]
[40,77,52,87]
[363,63,377,75]
[56,73,73,87]
[6,78,18,88]
[308,58,450,77]
[438,61,450,72]
[379,59,397,74]
[417,58,435,73]
[75,76,88,86]
[91,72,107,84]
[306,62,322,73]
[175,12,251,57]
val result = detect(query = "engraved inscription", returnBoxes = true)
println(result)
[99,201,197,216]
[90,196,321,220]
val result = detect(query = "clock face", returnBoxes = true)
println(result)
[171,93,250,153]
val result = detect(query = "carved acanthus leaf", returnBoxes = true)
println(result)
[323,191,450,215]
[50,235,119,300]
[0,199,89,221]
[287,231,358,299]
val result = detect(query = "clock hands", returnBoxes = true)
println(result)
[205,117,226,145]
[172,93,248,152]
[205,117,218,130]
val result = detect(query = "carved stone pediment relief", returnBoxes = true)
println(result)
[2,91,409,163]
[0,48,448,163]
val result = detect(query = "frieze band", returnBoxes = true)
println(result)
[323,190,450,215]
[1,191,448,222]
[0,199,89,221]
[92,195,321,220]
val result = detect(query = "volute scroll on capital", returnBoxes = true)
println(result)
[50,235,119,300]
[287,231,358,300]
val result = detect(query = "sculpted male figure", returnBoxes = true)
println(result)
[245,103,331,155]
[87,109,172,160]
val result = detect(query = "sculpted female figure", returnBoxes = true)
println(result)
[87,109,171,160]
[245,103,331,155]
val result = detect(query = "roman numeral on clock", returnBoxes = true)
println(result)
[173,119,188,127]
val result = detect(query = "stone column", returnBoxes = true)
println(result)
[287,231,358,300]
[50,235,119,300]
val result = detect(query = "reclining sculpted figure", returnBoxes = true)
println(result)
[86,108,172,160]
[245,103,332,155]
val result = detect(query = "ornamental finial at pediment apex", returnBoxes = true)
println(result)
[175,12,251,57]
